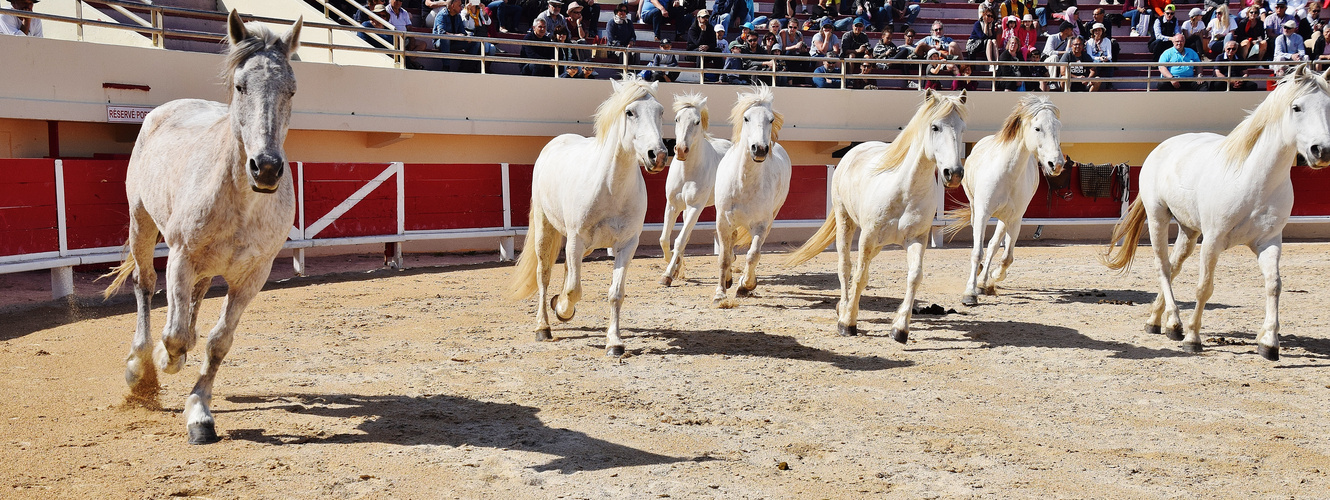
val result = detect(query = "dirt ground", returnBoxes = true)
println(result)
[2,241,1330,499]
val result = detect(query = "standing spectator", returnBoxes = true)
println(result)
[813,59,842,87]
[1157,32,1201,90]
[536,0,569,36]
[810,20,841,57]
[521,18,556,76]
[1274,19,1307,74]
[841,19,872,57]
[383,0,414,31]
[1150,4,1180,58]
[1234,4,1269,59]
[486,0,521,33]
[641,39,682,80]
[1206,4,1235,58]
[1057,37,1096,91]
[1086,22,1115,86]
[1212,40,1258,90]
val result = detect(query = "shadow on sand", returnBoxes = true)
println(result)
[913,318,1191,360]
[649,327,915,371]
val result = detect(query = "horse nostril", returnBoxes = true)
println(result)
[1314,145,1323,158]
[943,168,953,178]
[648,150,657,160]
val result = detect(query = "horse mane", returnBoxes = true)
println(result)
[870,92,968,174]
[673,93,710,131]
[729,85,784,144]
[1220,67,1330,165]
[222,22,291,99]
[594,74,659,144]
[994,94,1058,145]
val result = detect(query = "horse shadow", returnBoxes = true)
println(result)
[647,327,915,371]
[913,318,1190,360]
[222,393,703,473]
[1040,287,1238,311]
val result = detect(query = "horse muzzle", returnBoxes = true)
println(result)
[1308,144,1330,169]
[750,144,770,163]
[644,148,669,174]
[1044,159,1064,177]
[674,145,689,162]
[248,155,285,193]
[941,167,964,188]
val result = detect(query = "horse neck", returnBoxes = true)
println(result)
[683,132,717,173]
[899,140,937,188]
[1242,123,1298,186]
[996,131,1035,176]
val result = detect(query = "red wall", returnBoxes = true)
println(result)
[0,159,58,257]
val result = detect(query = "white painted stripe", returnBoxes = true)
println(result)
[501,163,512,229]
[296,161,306,240]
[54,160,67,256]
[288,226,302,240]
[395,162,405,235]
[304,164,397,239]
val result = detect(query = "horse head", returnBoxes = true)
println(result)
[1021,96,1064,177]
[731,85,783,163]
[606,77,669,174]
[922,89,968,188]
[1285,64,1330,168]
[672,94,708,162]
[225,10,302,193]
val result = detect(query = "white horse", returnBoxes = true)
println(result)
[787,89,968,341]
[659,94,732,286]
[103,11,302,444]
[712,85,791,303]
[945,95,1063,306]
[508,76,670,357]
[1102,64,1330,361]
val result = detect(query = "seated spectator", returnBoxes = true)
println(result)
[813,59,842,88]
[359,5,391,49]
[721,43,751,84]
[841,19,871,58]
[1180,8,1208,56]
[641,38,681,81]
[434,0,482,71]
[997,15,1034,60]
[384,0,414,31]
[893,27,919,63]
[776,18,807,56]
[1206,4,1235,58]
[968,8,1000,62]
[1157,33,1201,90]
[1150,4,1180,59]
[1056,36,1096,91]
[1212,40,1259,90]
[998,0,1036,27]
[1086,22,1115,86]
[425,0,449,27]
[463,0,498,51]
[1043,21,1076,62]
[994,36,1027,91]
[872,26,898,69]
[641,0,684,41]
[1124,0,1153,37]
[1081,7,1112,42]
[713,24,731,52]
[564,1,590,42]
[355,0,388,23]
[1,0,42,38]
[916,21,955,56]
[521,18,556,76]
[810,20,841,57]
[883,0,921,32]
[1234,5,1269,60]
[923,49,954,89]
[553,26,595,78]
[686,8,719,52]
[567,0,601,40]
[1299,3,1322,40]
[485,0,521,33]
[1265,0,1296,40]
[537,0,569,37]
[606,3,638,62]
[1274,19,1307,74]
[947,42,976,91]
[1313,22,1330,67]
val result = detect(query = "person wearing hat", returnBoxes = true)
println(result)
[641,38,682,82]
[1041,20,1077,61]
[1157,32,1201,90]
[685,8,719,54]
[810,19,841,58]
[840,17,871,57]
[1086,21,1116,84]
[357,4,390,49]
[2,0,41,37]
[535,0,569,38]
[1265,0,1296,39]
[1273,18,1307,74]
[1180,7,1208,55]
[1149,3,1181,58]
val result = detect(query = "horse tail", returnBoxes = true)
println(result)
[785,215,837,267]
[942,205,972,240]
[507,206,544,300]
[101,252,136,300]
[1101,197,1147,273]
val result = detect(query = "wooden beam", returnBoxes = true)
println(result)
[366,132,414,149]
[813,141,850,154]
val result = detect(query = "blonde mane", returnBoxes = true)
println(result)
[1219,66,1330,165]
[729,85,784,144]
[594,75,659,143]
[871,91,969,174]
[994,94,1058,145]
[222,22,291,99]
[673,93,710,131]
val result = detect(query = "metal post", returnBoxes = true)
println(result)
[698,55,705,85]
[75,1,84,41]
[480,39,488,75]
[51,266,74,300]
[293,248,307,276]
[328,27,334,63]
[840,59,847,89]
[1064,62,1070,92]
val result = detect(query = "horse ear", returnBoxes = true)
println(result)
[611,78,624,93]
[924,88,936,102]
[227,9,249,46]
[282,16,304,58]
[649,81,660,93]
[1294,63,1311,81]
[957,89,968,104]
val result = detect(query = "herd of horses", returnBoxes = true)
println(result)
[99,13,1330,443]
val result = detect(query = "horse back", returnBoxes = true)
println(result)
[532,134,648,244]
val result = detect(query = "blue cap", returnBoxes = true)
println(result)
[820,19,833,29]
[743,22,755,30]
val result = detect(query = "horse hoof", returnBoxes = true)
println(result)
[154,343,185,375]
[1145,324,1162,335]
[659,275,673,286]
[606,345,625,357]
[736,285,755,298]
[1182,342,1202,354]
[551,296,575,322]
[837,323,858,337]
[983,286,996,296]
[187,421,219,445]
[1164,325,1184,342]
[724,278,733,290]
[892,328,908,344]
[960,295,978,307]
[1257,344,1279,361]
[535,327,552,342]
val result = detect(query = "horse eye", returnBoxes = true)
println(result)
[1293,104,1303,112]
[1034,127,1041,132]
[744,117,749,122]
[931,125,939,132]
[235,84,246,94]
[626,110,635,117]
[694,120,700,125]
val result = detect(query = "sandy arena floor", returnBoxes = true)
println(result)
[2,241,1329,498]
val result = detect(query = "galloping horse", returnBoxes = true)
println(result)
[712,85,791,304]
[659,94,731,286]
[1103,64,1330,361]
[787,89,968,341]
[508,76,670,357]
[103,11,302,444]
[945,95,1063,306]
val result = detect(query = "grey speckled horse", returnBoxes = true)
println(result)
[104,10,302,444]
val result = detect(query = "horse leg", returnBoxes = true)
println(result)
[154,251,198,375]
[1181,239,1221,353]
[1253,238,1282,361]
[659,201,680,271]
[992,218,1022,288]
[182,268,267,444]
[713,221,735,303]
[1147,227,1196,339]
[124,211,161,402]
[978,219,1006,295]
[736,223,768,297]
[605,234,641,357]
[532,223,562,341]
[891,237,926,344]
[834,212,859,336]
[663,204,703,286]
[553,236,586,322]
[961,209,987,306]
[843,229,881,338]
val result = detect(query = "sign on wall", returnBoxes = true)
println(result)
[106,105,155,124]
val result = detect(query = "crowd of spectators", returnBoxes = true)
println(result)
[328,0,1330,90]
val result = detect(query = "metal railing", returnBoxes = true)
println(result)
[1,2,1301,90]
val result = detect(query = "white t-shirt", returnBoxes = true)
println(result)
[0,13,42,37]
